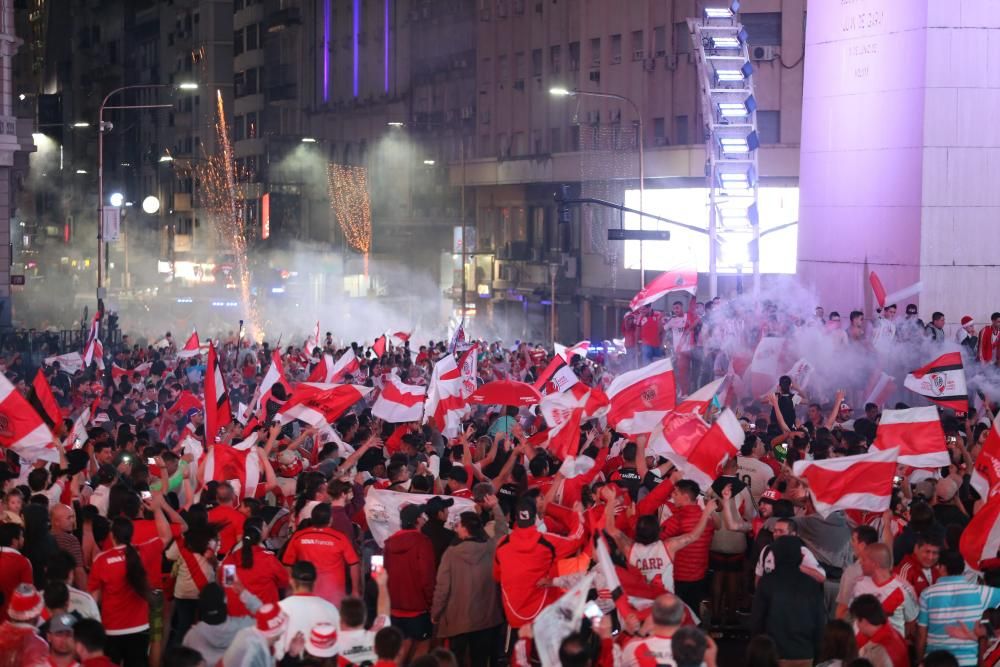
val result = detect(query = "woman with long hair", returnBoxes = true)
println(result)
[165,523,221,644]
[219,516,289,616]
[89,514,166,666]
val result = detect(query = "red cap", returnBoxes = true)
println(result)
[962,316,974,326]
[760,488,782,503]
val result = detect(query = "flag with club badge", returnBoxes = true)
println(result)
[903,352,969,413]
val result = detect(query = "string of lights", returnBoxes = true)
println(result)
[327,163,373,276]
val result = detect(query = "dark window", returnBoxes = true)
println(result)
[757,110,780,144]
[741,12,782,47]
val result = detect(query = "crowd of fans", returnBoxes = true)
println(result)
[0,296,999,667]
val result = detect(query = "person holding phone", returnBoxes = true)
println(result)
[219,517,289,617]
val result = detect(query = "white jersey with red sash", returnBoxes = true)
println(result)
[851,575,918,636]
[628,541,674,592]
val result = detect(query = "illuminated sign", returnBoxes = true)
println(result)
[261,193,270,240]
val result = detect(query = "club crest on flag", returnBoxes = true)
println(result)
[640,386,659,407]
[0,415,11,438]
[928,373,946,396]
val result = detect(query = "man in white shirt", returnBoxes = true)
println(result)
[621,593,685,667]
[850,543,918,637]
[735,437,774,501]
[755,518,825,584]
[279,561,341,657]
[337,564,391,664]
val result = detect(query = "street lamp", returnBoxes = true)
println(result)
[550,87,646,287]
[109,192,124,208]
[141,196,160,214]
[96,82,198,299]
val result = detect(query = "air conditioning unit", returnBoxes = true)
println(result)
[643,57,656,72]
[588,70,600,83]
[590,59,601,68]
[664,54,678,70]
[610,54,621,64]
[752,45,780,61]
[632,50,644,61]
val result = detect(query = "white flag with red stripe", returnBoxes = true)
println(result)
[255,350,288,412]
[629,268,698,311]
[864,371,897,409]
[390,331,411,346]
[372,377,426,423]
[872,406,948,468]
[82,315,104,370]
[903,352,969,413]
[304,320,321,353]
[539,389,587,460]
[679,409,743,490]
[424,355,467,438]
[176,330,202,359]
[606,358,676,436]
[203,433,261,498]
[278,384,371,427]
[0,372,56,462]
[44,352,84,375]
[545,365,579,395]
[960,493,1000,570]
[793,447,899,517]
[647,377,725,463]
[972,418,1000,500]
[204,343,232,442]
[364,488,476,548]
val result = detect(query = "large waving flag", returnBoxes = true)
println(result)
[872,406,948,468]
[203,433,261,498]
[44,352,85,375]
[424,355,467,438]
[630,267,698,311]
[82,315,104,370]
[372,377,425,423]
[960,493,1000,570]
[203,343,232,442]
[680,409,743,490]
[176,330,202,359]
[972,418,1000,500]
[903,352,968,412]
[255,349,288,412]
[29,370,62,429]
[793,447,899,517]
[647,378,725,463]
[278,384,371,427]
[0,372,56,462]
[364,488,476,547]
[606,358,676,436]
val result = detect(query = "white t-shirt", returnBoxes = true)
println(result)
[279,593,341,655]
[337,615,389,665]
[851,576,918,636]
[69,585,101,621]
[628,542,674,591]
[621,634,676,667]
[736,457,774,501]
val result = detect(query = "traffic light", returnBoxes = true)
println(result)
[556,184,571,224]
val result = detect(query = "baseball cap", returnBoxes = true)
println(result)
[425,496,455,515]
[515,497,537,528]
[186,407,202,419]
[48,612,76,634]
[400,503,427,527]
[760,488,782,504]
[291,561,317,583]
[198,583,228,625]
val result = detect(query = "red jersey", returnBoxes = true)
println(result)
[221,546,290,616]
[89,538,164,635]
[0,547,32,623]
[661,504,715,583]
[281,527,359,606]
[857,623,909,667]
[893,554,941,598]
[638,311,664,347]
[130,519,182,589]
[207,505,247,555]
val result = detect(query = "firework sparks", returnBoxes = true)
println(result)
[196,90,261,338]
[327,163,373,275]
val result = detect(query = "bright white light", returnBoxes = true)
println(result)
[718,102,748,117]
[711,36,740,49]
[719,231,752,266]
[75,169,87,174]
[715,69,745,82]
[109,192,124,207]
[423,159,436,165]
[158,155,174,163]
[18,94,25,101]
[720,138,749,154]
[622,187,799,274]
[72,122,90,128]
[178,82,199,90]
[705,8,733,18]
[387,121,404,127]
[31,133,46,144]
[142,196,160,214]
[301,137,317,143]
[549,87,572,96]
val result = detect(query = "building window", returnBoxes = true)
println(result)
[757,110,780,144]
[569,41,580,71]
[514,51,525,79]
[570,125,580,151]
[589,37,601,67]
[631,30,644,60]
[549,45,561,74]
[233,28,244,55]
[246,23,259,50]
[550,127,561,153]
[498,54,508,82]
[481,57,492,83]
[234,115,245,140]
[532,129,543,153]
[653,117,666,145]
[674,115,689,145]
[246,111,258,138]
[531,48,542,78]
[741,12,782,46]
[610,34,621,64]
[654,25,666,56]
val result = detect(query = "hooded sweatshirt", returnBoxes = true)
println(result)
[750,536,826,661]
[432,534,505,637]
[183,616,255,666]
[384,528,436,616]
[494,526,573,628]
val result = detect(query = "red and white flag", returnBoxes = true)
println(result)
[793,447,899,517]
[176,330,202,359]
[458,344,478,397]
[555,341,590,362]
[203,343,232,442]
[606,358,676,436]
[68,407,90,447]
[309,350,360,383]
[203,433,261,498]
[304,320,321,353]
[539,389,588,460]
[903,352,969,413]
[278,384,371,427]
[364,488,476,547]
[30,370,61,428]
[630,268,698,311]
[864,370,897,409]
[372,377,425,423]
[44,352,84,375]
[82,315,104,370]
[371,334,387,358]
[545,366,580,395]
[747,336,786,398]
[960,492,1000,570]
[424,355,467,438]
[390,331,411,346]
[872,406,949,468]
[972,418,1000,500]
[680,409,743,490]
[0,372,56,462]
[647,377,725,463]
[255,349,288,412]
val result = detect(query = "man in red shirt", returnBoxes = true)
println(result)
[0,523,33,622]
[894,535,942,599]
[207,481,247,555]
[637,305,665,365]
[281,502,361,606]
[661,479,715,613]
[73,618,118,667]
[384,503,437,661]
[850,594,909,667]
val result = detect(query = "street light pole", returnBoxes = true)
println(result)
[96,83,196,299]
[550,88,645,286]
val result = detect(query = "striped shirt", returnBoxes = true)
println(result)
[917,576,1000,666]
